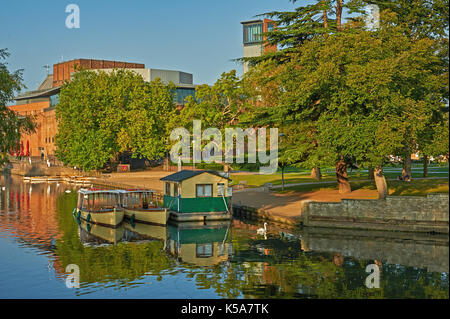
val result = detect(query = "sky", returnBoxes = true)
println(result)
[0,0,303,91]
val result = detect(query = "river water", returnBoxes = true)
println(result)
[0,174,448,299]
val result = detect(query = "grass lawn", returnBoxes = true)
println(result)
[230,166,449,187]
[275,178,449,197]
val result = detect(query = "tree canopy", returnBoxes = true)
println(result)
[0,48,35,166]
[242,1,448,196]
[55,69,176,171]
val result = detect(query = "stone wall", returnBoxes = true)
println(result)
[7,160,80,177]
[301,227,449,273]
[302,194,449,233]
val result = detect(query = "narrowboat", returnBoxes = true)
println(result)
[119,189,169,226]
[160,170,232,222]
[75,189,124,227]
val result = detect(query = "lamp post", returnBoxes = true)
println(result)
[279,133,285,191]
[192,140,196,170]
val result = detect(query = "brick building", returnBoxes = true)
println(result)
[9,59,196,161]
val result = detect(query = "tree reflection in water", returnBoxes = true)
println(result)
[0,176,448,298]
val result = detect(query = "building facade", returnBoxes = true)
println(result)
[9,59,196,160]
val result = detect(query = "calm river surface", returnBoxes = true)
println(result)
[0,174,448,299]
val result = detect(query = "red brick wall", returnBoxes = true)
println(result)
[263,19,277,53]
[9,101,57,157]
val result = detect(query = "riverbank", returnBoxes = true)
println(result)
[6,162,449,232]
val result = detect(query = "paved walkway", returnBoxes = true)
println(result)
[233,188,379,224]
[269,176,448,189]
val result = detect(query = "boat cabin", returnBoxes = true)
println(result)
[118,189,157,210]
[160,170,231,214]
[77,189,121,212]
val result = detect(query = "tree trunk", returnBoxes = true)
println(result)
[336,0,343,31]
[368,167,374,180]
[335,161,351,194]
[311,167,322,181]
[164,155,170,171]
[322,0,328,28]
[402,153,412,180]
[374,166,388,199]
[423,155,428,178]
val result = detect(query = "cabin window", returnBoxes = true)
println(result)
[196,244,213,258]
[174,183,179,197]
[165,182,171,196]
[217,183,225,196]
[196,184,212,197]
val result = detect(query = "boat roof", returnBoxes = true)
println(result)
[160,170,230,182]
[116,189,156,194]
[78,188,121,195]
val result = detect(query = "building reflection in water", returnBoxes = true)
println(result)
[0,174,69,251]
[166,221,233,267]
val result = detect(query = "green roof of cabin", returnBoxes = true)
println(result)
[160,170,230,182]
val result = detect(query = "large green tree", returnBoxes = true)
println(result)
[175,70,249,130]
[55,69,175,171]
[244,8,447,197]
[0,49,35,166]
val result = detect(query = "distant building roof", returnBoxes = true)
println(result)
[241,19,263,25]
[37,74,54,90]
[14,86,61,101]
[88,68,195,87]
[160,170,230,182]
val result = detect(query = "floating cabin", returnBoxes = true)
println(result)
[160,170,232,222]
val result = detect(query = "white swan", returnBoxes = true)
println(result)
[257,222,267,236]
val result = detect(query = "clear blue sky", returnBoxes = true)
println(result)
[0,0,304,91]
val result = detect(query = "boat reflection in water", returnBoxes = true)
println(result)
[123,219,168,244]
[166,221,232,267]
[76,217,233,268]
[1,175,448,298]
[77,219,125,246]
[77,218,168,247]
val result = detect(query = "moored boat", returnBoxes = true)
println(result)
[160,170,232,222]
[75,189,124,227]
[119,189,169,226]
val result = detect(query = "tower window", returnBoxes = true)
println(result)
[243,23,263,45]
